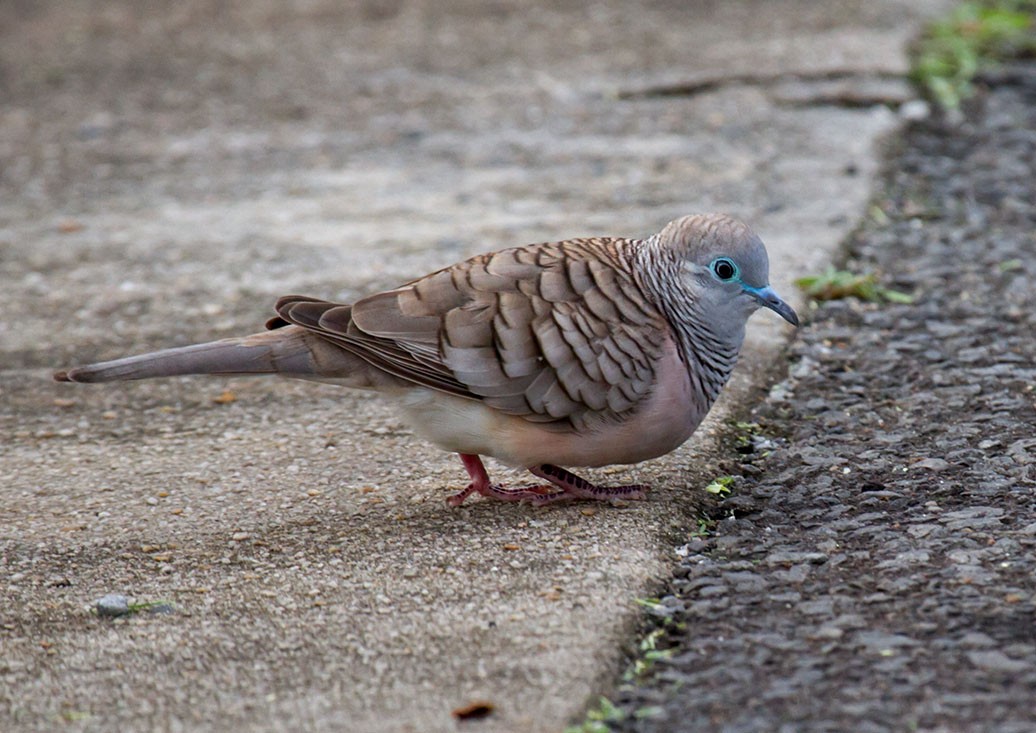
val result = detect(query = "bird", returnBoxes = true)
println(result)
[55,214,798,506]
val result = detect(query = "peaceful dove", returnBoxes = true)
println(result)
[55,214,798,506]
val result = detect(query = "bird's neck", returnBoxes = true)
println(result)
[628,237,744,405]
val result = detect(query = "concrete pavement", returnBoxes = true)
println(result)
[0,1,952,731]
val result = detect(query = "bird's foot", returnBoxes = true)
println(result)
[447,482,560,507]
[449,454,537,507]
[525,464,648,505]
[447,454,649,507]
[446,484,478,507]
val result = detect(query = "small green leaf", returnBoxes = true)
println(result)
[796,268,913,304]
[127,599,175,615]
[584,697,625,724]
[868,205,891,225]
[61,710,91,722]
[634,597,662,609]
[634,705,667,720]
[564,723,610,733]
[644,649,674,662]
[704,476,735,495]
[689,516,714,539]
[639,628,665,651]
[881,289,916,304]
[565,697,625,733]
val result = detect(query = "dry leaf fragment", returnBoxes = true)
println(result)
[452,701,494,721]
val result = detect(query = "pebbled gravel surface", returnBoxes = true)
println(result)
[611,64,1036,732]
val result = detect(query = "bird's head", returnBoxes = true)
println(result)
[658,214,799,328]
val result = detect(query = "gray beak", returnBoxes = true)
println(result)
[748,285,800,326]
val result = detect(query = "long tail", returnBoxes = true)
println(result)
[54,327,322,383]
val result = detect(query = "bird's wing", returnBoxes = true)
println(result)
[273,238,671,426]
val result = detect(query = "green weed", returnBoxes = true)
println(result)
[795,268,914,304]
[704,475,736,496]
[912,1,1036,110]
[564,697,626,733]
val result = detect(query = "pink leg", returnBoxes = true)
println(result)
[446,454,490,507]
[447,454,558,507]
[446,454,648,507]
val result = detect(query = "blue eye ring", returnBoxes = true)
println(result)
[710,257,739,282]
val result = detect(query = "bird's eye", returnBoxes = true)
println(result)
[711,257,738,281]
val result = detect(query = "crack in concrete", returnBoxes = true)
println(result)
[618,69,910,108]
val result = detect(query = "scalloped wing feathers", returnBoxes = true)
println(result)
[273,238,669,427]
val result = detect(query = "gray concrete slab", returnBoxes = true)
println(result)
[0,1,952,731]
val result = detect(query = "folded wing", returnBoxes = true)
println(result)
[273,238,670,428]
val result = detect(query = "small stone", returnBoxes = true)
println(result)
[797,599,834,616]
[966,650,1029,673]
[959,632,996,648]
[764,551,828,566]
[899,99,930,121]
[855,631,918,653]
[810,625,844,640]
[95,594,131,617]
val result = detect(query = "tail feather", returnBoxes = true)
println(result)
[54,329,316,384]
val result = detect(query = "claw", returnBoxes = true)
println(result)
[448,454,649,507]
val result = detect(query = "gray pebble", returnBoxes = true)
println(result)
[95,594,131,617]
[966,650,1030,674]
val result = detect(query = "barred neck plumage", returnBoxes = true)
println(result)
[626,235,744,405]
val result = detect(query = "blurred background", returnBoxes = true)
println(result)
[0,0,933,365]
